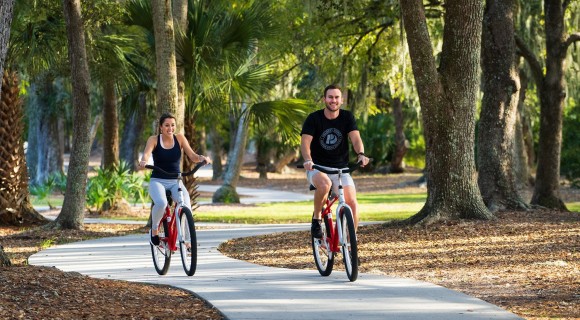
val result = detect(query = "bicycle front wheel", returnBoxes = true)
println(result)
[179,207,197,276]
[151,219,171,275]
[312,215,334,276]
[339,207,358,282]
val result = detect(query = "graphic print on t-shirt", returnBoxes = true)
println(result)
[319,128,343,150]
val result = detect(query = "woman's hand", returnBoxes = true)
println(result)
[198,155,212,164]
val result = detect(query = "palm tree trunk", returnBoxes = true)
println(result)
[0,0,14,89]
[151,0,179,118]
[102,79,119,169]
[0,71,47,226]
[212,103,249,203]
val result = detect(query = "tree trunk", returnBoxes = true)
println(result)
[120,92,147,171]
[271,149,298,174]
[151,0,179,119]
[0,0,14,93]
[477,0,528,212]
[390,97,407,173]
[102,79,119,169]
[0,245,11,266]
[173,0,187,135]
[182,113,200,203]
[513,68,533,190]
[212,103,249,203]
[31,75,63,185]
[531,0,569,210]
[53,0,92,230]
[209,126,223,181]
[0,71,47,226]
[400,0,493,225]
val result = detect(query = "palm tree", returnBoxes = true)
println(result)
[0,71,47,226]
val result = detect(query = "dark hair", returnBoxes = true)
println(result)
[158,113,176,127]
[323,84,342,97]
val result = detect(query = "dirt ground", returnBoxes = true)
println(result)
[1,167,579,319]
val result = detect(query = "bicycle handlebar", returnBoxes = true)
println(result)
[145,160,207,178]
[297,161,362,174]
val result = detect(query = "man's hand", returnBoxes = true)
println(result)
[357,154,370,167]
[303,160,314,171]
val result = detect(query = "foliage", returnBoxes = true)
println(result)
[29,172,67,209]
[357,112,394,167]
[86,161,147,212]
[562,99,580,187]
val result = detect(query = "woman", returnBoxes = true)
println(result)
[139,113,211,245]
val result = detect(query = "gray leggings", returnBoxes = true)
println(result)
[149,178,192,231]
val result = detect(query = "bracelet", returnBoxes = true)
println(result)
[357,152,365,156]
[303,160,313,164]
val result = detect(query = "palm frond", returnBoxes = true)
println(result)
[246,99,316,144]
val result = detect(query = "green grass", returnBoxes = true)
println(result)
[568,202,580,212]
[195,193,426,224]
[31,195,64,207]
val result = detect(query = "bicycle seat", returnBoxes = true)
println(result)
[165,190,173,206]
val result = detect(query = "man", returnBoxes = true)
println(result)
[300,84,370,238]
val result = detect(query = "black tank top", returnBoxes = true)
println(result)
[151,135,181,179]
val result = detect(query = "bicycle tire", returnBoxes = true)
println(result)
[339,207,358,281]
[178,207,197,276]
[311,214,334,276]
[151,218,171,275]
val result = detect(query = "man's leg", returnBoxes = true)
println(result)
[310,172,331,238]
[311,172,332,219]
[344,185,359,230]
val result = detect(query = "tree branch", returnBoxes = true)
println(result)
[514,34,543,88]
[563,0,571,10]
[564,32,580,50]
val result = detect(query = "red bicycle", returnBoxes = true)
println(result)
[145,161,206,276]
[299,163,360,282]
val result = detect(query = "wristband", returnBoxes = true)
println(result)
[357,152,365,156]
[303,160,313,165]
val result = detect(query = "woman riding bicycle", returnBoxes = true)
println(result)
[300,85,369,239]
[138,113,211,246]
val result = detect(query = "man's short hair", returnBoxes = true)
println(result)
[323,84,342,97]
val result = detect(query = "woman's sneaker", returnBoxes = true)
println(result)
[150,230,160,246]
[311,219,323,238]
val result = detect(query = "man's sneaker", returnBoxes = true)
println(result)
[311,219,323,239]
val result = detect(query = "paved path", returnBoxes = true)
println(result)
[29,223,522,320]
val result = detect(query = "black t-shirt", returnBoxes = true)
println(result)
[151,135,182,179]
[301,109,358,168]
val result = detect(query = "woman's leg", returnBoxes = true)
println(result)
[149,179,168,236]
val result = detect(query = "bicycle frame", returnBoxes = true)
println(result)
[300,161,360,281]
[320,170,353,253]
[161,188,184,252]
[146,161,206,276]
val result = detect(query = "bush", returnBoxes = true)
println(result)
[86,161,148,213]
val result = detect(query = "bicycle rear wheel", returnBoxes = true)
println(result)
[151,219,171,275]
[179,207,197,276]
[339,207,358,281]
[312,215,334,276]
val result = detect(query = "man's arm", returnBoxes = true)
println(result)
[349,130,370,167]
[301,134,314,170]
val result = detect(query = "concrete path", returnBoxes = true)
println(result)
[29,224,522,320]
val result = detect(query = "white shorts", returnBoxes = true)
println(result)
[306,165,356,195]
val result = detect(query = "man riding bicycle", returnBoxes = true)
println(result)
[300,84,370,239]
